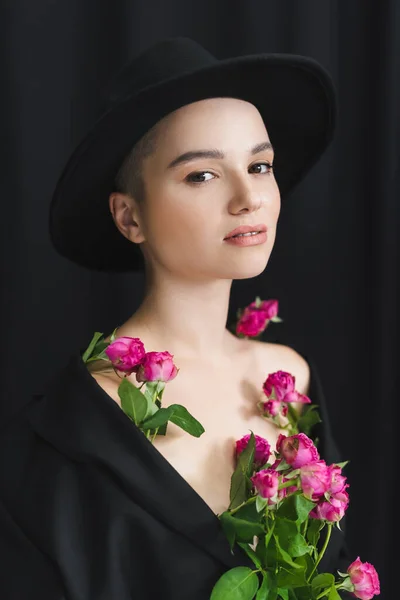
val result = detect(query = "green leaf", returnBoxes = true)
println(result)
[328,586,342,600]
[82,332,103,362]
[277,588,289,600]
[237,542,263,570]
[275,459,290,472]
[288,585,312,600]
[277,493,316,523]
[142,404,205,437]
[156,422,168,436]
[118,379,151,425]
[274,519,310,557]
[210,566,260,600]
[240,432,256,478]
[273,534,304,572]
[168,404,205,437]
[235,501,263,523]
[109,327,119,342]
[276,563,307,589]
[229,432,255,509]
[297,405,321,436]
[255,573,269,599]
[141,407,171,429]
[294,552,315,580]
[256,496,269,513]
[220,512,265,548]
[334,461,349,469]
[263,531,277,567]
[91,339,109,357]
[306,518,324,549]
[311,573,335,591]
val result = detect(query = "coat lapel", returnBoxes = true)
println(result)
[28,351,249,571]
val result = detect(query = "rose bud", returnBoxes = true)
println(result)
[105,337,146,375]
[236,308,269,337]
[236,434,271,467]
[135,351,179,383]
[276,433,319,468]
[263,371,311,404]
[328,464,349,495]
[300,460,331,501]
[248,299,279,319]
[346,556,380,600]
[251,468,279,499]
[309,490,349,522]
[261,400,289,428]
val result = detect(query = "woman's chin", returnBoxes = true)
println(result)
[222,257,270,280]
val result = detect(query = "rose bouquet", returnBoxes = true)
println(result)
[82,297,380,600]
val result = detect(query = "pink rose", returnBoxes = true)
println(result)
[105,337,146,375]
[276,433,319,468]
[328,465,349,495]
[309,490,349,522]
[135,351,178,382]
[300,460,331,501]
[347,557,380,600]
[248,299,279,319]
[263,400,282,417]
[262,401,289,428]
[263,371,295,401]
[236,309,269,337]
[236,434,271,467]
[263,370,311,404]
[251,468,279,499]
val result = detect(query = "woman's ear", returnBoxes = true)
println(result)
[108,192,146,244]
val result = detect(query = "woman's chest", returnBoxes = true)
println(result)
[151,362,285,515]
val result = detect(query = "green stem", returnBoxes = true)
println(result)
[316,590,330,600]
[307,523,333,582]
[229,495,257,515]
[316,583,342,600]
[287,403,299,434]
[278,478,299,490]
[302,517,308,537]
[150,427,159,443]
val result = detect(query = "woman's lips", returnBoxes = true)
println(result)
[223,231,268,246]
[224,223,267,239]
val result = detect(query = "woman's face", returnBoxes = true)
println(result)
[130,97,281,280]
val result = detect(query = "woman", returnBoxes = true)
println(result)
[0,37,351,599]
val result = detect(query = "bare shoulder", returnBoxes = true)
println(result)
[88,368,122,406]
[248,339,311,396]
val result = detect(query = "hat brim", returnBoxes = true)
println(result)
[49,53,337,272]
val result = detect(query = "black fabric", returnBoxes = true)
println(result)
[0,343,350,599]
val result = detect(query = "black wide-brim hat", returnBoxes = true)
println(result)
[49,36,337,273]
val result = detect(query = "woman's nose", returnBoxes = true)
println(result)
[228,180,263,214]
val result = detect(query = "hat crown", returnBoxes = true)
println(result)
[107,37,216,106]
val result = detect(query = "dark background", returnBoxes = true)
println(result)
[1,1,398,598]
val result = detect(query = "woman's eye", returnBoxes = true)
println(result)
[185,162,273,185]
[250,162,274,174]
[185,171,214,184]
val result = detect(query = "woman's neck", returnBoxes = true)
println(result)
[116,278,239,362]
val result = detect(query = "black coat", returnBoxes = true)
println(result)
[0,344,351,599]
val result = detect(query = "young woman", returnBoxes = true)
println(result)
[0,37,350,599]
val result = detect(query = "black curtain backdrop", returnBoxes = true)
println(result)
[1,1,398,598]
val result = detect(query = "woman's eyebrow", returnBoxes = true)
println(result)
[166,141,274,170]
